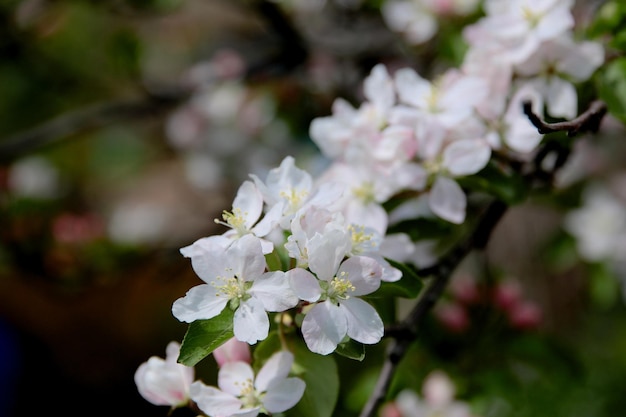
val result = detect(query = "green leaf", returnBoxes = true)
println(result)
[335,339,366,361]
[178,308,235,366]
[588,262,620,311]
[596,57,626,124]
[457,161,528,205]
[265,250,283,272]
[287,338,339,417]
[372,258,424,298]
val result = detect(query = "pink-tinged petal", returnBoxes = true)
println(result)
[429,177,466,224]
[286,268,322,302]
[263,377,306,413]
[558,41,604,81]
[345,201,388,237]
[394,68,432,108]
[364,64,395,112]
[213,337,252,367]
[190,381,243,416]
[439,76,487,112]
[232,180,264,229]
[250,271,299,312]
[301,302,347,355]
[229,234,267,281]
[134,343,194,407]
[505,117,543,154]
[218,361,255,395]
[233,297,269,344]
[338,256,382,296]
[442,139,491,177]
[171,284,229,323]
[307,229,351,281]
[545,77,577,119]
[340,297,384,344]
[255,351,294,392]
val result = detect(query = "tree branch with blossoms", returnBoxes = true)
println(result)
[131,1,618,417]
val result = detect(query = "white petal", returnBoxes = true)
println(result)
[233,297,269,344]
[558,41,604,81]
[286,268,322,302]
[233,180,264,229]
[546,77,577,119]
[190,381,243,417]
[301,302,347,355]
[250,271,299,311]
[263,378,306,413]
[442,139,491,177]
[255,351,294,392]
[429,177,466,224]
[364,64,395,112]
[338,256,382,296]
[171,284,229,323]
[218,362,255,396]
[340,297,384,344]
[307,229,351,281]
[229,234,267,281]
[394,68,432,108]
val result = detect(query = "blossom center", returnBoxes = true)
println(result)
[353,182,376,204]
[280,188,309,214]
[325,272,355,303]
[348,224,375,255]
[215,208,248,235]
[236,378,263,409]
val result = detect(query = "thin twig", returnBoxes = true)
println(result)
[523,99,607,137]
[359,200,508,417]
[0,88,190,164]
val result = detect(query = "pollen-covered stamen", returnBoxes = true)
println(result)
[235,378,262,409]
[521,6,543,27]
[212,270,247,300]
[326,271,356,303]
[214,208,248,235]
[348,224,375,255]
[280,188,309,214]
[352,182,376,204]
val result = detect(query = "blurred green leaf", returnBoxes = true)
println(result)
[335,339,365,361]
[596,57,626,124]
[457,161,529,205]
[372,258,424,299]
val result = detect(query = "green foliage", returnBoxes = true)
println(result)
[178,308,235,367]
[256,332,340,417]
[373,259,424,298]
[596,57,626,124]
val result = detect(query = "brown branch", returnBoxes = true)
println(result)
[523,99,607,137]
[359,199,508,417]
[0,87,191,164]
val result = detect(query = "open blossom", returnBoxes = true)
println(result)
[134,341,194,408]
[250,155,343,229]
[463,0,575,65]
[190,350,305,417]
[287,234,384,354]
[514,35,604,119]
[212,179,282,254]
[172,234,299,344]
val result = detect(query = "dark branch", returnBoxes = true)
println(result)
[523,99,607,137]
[0,87,191,164]
[359,200,508,417]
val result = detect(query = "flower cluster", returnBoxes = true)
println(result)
[135,1,606,416]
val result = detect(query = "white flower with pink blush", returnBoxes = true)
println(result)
[190,350,305,417]
[213,337,252,367]
[172,234,299,344]
[134,341,194,408]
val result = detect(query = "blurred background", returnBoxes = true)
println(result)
[1,0,626,416]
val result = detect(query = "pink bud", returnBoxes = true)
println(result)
[380,402,403,417]
[493,280,523,312]
[449,274,481,305]
[213,337,251,367]
[434,302,470,333]
[508,301,543,330]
